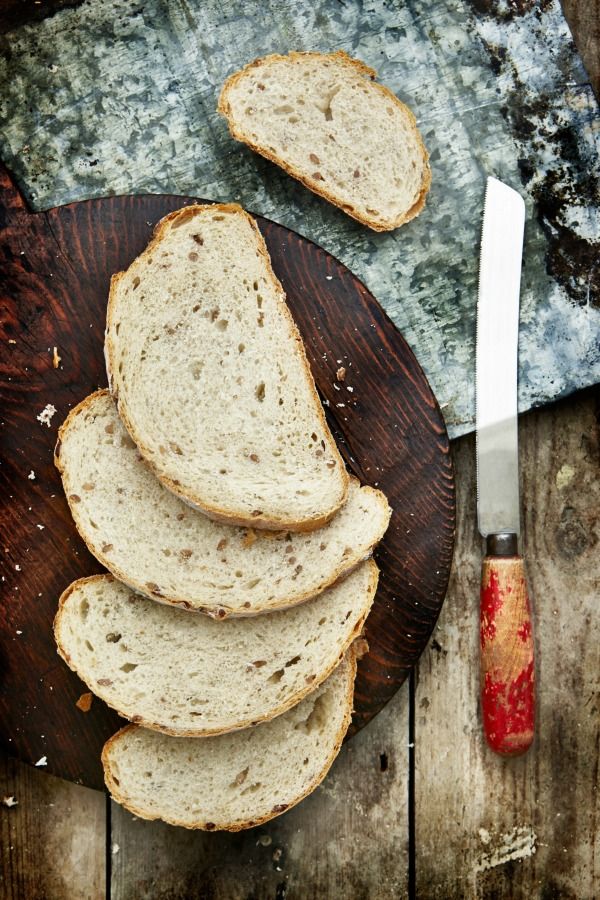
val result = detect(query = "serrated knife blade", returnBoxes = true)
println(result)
[476,176,524,536]
[476,176,535,758]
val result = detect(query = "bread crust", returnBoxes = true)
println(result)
[54,391,390,617]
[101,646,358,830]
[104,203,349,532]
[217,50,431,232]
[54,564,376,737]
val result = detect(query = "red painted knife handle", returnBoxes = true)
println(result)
[480,553,535,756]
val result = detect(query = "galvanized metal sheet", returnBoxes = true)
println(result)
[0,0,598,438]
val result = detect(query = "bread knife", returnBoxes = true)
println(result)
[476,176,535,756]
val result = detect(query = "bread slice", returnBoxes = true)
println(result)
[55,391,390,617]
[55,561,377,736]
[218,50,431,232]
[102,649,356,830]
[105,203,348,531]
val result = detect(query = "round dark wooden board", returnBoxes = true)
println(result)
[0,165,455,790]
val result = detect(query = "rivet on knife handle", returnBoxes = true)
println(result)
[480,533,535,756]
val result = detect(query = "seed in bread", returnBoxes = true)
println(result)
[55,391,391,617]
[55,562,377,736]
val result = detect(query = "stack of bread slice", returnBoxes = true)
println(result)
[54,204,391,830]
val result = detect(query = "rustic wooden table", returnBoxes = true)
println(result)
[1,3,598,898]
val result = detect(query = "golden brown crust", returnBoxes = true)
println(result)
[55,566,376,737]
[217,51,431,232]
[101,646,358,830]
[55,391,388,617]
[219,49,377,87]
[105,203,349,531]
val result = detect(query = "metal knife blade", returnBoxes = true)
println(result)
[476,176,525,537]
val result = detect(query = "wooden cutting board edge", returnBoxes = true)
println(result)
[0,163,455,789]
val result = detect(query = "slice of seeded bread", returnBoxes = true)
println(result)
[105,203,348,531]
[218,50,431,232]
[102,649,356,830]
[55,391,391,617]
[55,561,377,736]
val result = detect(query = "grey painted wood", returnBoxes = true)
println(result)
[415,388,600,898]
[0,755,106,900]
[3,389,598,898]
[0,0,598,438]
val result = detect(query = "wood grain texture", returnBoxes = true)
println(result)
[1,4,597,898]
[0,163,454,790]
[5,390,598,899]
[561,0,600,96]
[480,557,535,757]
[415,387,600,898]
[0,755,105,900]
[110,683,410,900]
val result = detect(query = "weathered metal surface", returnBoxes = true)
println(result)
[0,0,598,437]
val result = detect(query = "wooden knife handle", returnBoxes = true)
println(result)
[480,545,535,756]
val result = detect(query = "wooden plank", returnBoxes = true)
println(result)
[0,755,106,899]
[110,683,410,900]
[561,0,600,96]
[414,388,600,897]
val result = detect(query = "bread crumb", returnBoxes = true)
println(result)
[336,366,346,382]
[112,843,120,855]
[37,404,57,427]
[52,347,61,368]
[34,756,47,767]
[242,529,257,548]
[28,470,35,480]
[2,796,18,807]
[15,564,21,572]
[259,530,284,541]
[76,692,93,712]
[354,637,370,659]
[36,524,45,530]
